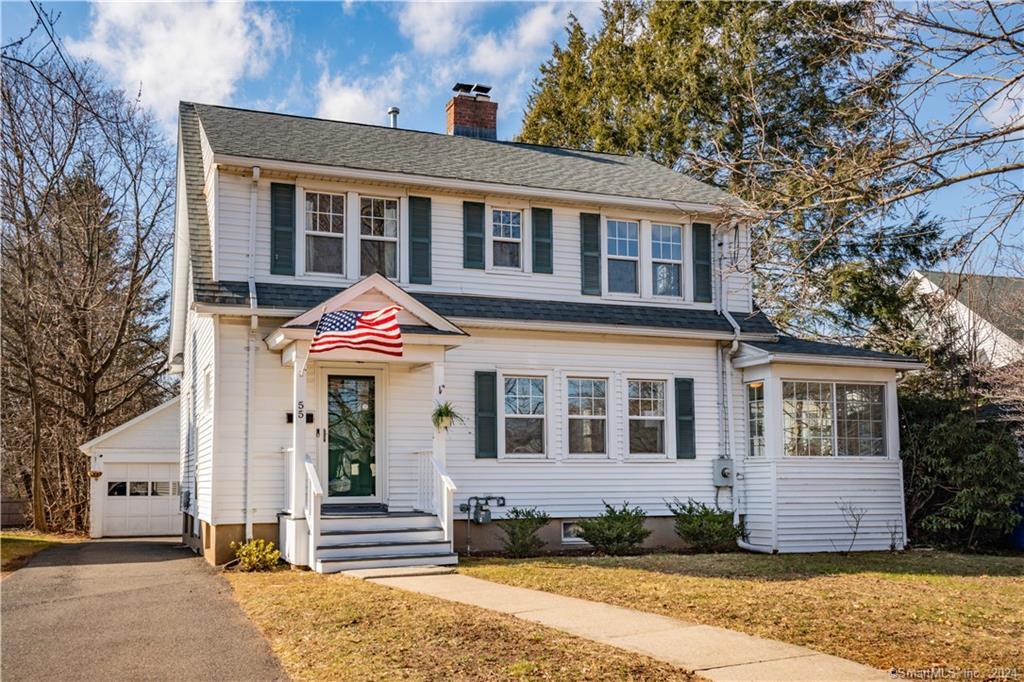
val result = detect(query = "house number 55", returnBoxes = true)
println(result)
[296,401,304,420]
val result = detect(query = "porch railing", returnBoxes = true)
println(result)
[416,450,456,545]
[303,454,322,569]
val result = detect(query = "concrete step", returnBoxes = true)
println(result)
[319,526,445,545]
[319,512,438,534]
[316,540,452,559]
[342,565,457,579]
[316,552,458,573]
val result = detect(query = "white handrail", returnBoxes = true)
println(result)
[303,455,321,569]
[417,450,456,546]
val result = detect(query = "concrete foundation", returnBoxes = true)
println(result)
[454,516,685,554]
[181,516,278,565]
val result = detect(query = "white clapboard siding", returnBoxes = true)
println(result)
[212,175,753,313]
[774,458,906,552]
[740,459,775,550]
[184,307,216,522]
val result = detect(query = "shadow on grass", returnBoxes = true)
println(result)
[463,549,1024,580]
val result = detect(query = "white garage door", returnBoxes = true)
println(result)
[103,463,181,536]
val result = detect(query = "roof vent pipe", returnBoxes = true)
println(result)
[387,106,400,128]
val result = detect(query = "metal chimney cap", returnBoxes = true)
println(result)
[453,82,474,94]
[472,84,492,95]
[387,106,400,115]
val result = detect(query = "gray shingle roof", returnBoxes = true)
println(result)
[746,336,919,363]
[190,102,740,206]
[198,280,776,336]
[921,270,1024,342]
[179,103,215,292]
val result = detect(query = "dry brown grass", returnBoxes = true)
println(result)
[226,568,697,681]
[461,551,1024,675]
[1,530,81,577]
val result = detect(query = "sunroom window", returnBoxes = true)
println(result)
[360,196,398,278]
[305,191,345,275]
[504,376,545,455]
[492,209,522,269]
[783,381,885,457]
[747,382,765,457]
[607,219,639,293]
[567,378,607,455]
[628,379,666,454]
[651,223,683,297]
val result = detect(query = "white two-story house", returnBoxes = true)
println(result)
[160,86,921,571]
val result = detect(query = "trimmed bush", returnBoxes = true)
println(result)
[576,502,651,555]
[231,538,281,571]
[667,498,742,552]
[496,507,550,557]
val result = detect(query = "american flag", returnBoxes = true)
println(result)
[310,306,403,357]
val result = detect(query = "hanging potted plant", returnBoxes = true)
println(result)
[431,401,464,431]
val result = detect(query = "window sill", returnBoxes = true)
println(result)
[486,267,531,277]
[497,454,552,462]
[624,454,673,462]
[564,453,612,461]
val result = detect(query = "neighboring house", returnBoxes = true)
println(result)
[79,398,181,537]
[146,85,922,571]
[909,269,1024,368]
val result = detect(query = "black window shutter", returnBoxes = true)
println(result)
[270,183,295,276]
[580,212,601,295]
[532,207,553,274]
[675,378,696,459]
[463,201,485,269]
[409,196,432,284]
[475,371,498,458]
[692,223,712,303]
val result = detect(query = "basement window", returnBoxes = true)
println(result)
[561,521,587,544]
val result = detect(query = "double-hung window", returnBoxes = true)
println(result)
[305,191,345,275]
[492,209,522,269]
[360,197,398,278]
[651,223,683,297]
[567,378,607,455]
[503,376,545,455]
[607,219,639,294]
[627,379,666,454]
[783,381,886,457]
[747,382,765,457]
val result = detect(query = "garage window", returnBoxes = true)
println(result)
[150,481,180,496]
[129,481,149,496]
[107,481,127,496]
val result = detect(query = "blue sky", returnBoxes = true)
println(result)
[3,1,1018,273]
[2,1,603,138]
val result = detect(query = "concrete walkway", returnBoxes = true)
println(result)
[2,538,285,682]
[372,573,889,682]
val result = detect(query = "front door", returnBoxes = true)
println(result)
[325,374,378,499]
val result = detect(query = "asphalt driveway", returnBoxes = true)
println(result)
[1,538,286,682]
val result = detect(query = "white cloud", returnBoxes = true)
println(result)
[67,1,288,132]
[397,1,476,55]
[983,81,1023,128]
[316,63,407,125]
[470,3,565,77]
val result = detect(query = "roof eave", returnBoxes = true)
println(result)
[733,351,925,370]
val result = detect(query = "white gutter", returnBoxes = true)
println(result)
[213,153,756,218]
[243,166,260,540]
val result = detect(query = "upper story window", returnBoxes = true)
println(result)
[305,192,345,275]
[747,381,764,457]
[503,376,545,455]
[651,224,682,297]
[607,219,639,294]
[567,377,607,455]
[360,197,398,278]
[492,209,522,269]
[783,381,886,457]
[627,379,666,455]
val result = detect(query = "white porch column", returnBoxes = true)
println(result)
[289,341,310,517]
[431,360,446,465]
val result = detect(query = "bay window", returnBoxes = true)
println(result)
[607,219,639,293]
[305,191,345,274]
[783,381,886,457]
[651,223,683,297]
[492,209,522,269]
[503,376,545,455]
[627,379,666,454]
[567,377,607,455]
[360,196,398,278]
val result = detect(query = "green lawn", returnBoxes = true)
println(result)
[461,551,1024,674]
[227,569,696,681]
[1,530,79,575]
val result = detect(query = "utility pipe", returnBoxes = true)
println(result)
[243,166,261,540]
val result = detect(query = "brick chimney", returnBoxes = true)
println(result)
[445,83,497,140]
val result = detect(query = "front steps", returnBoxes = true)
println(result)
[314,508,458,574]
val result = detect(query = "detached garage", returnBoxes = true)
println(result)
[80,398,180,538]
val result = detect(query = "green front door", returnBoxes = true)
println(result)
[326,375,376,498]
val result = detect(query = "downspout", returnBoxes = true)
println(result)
[716,224,760,552]
[244,166,261,540]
